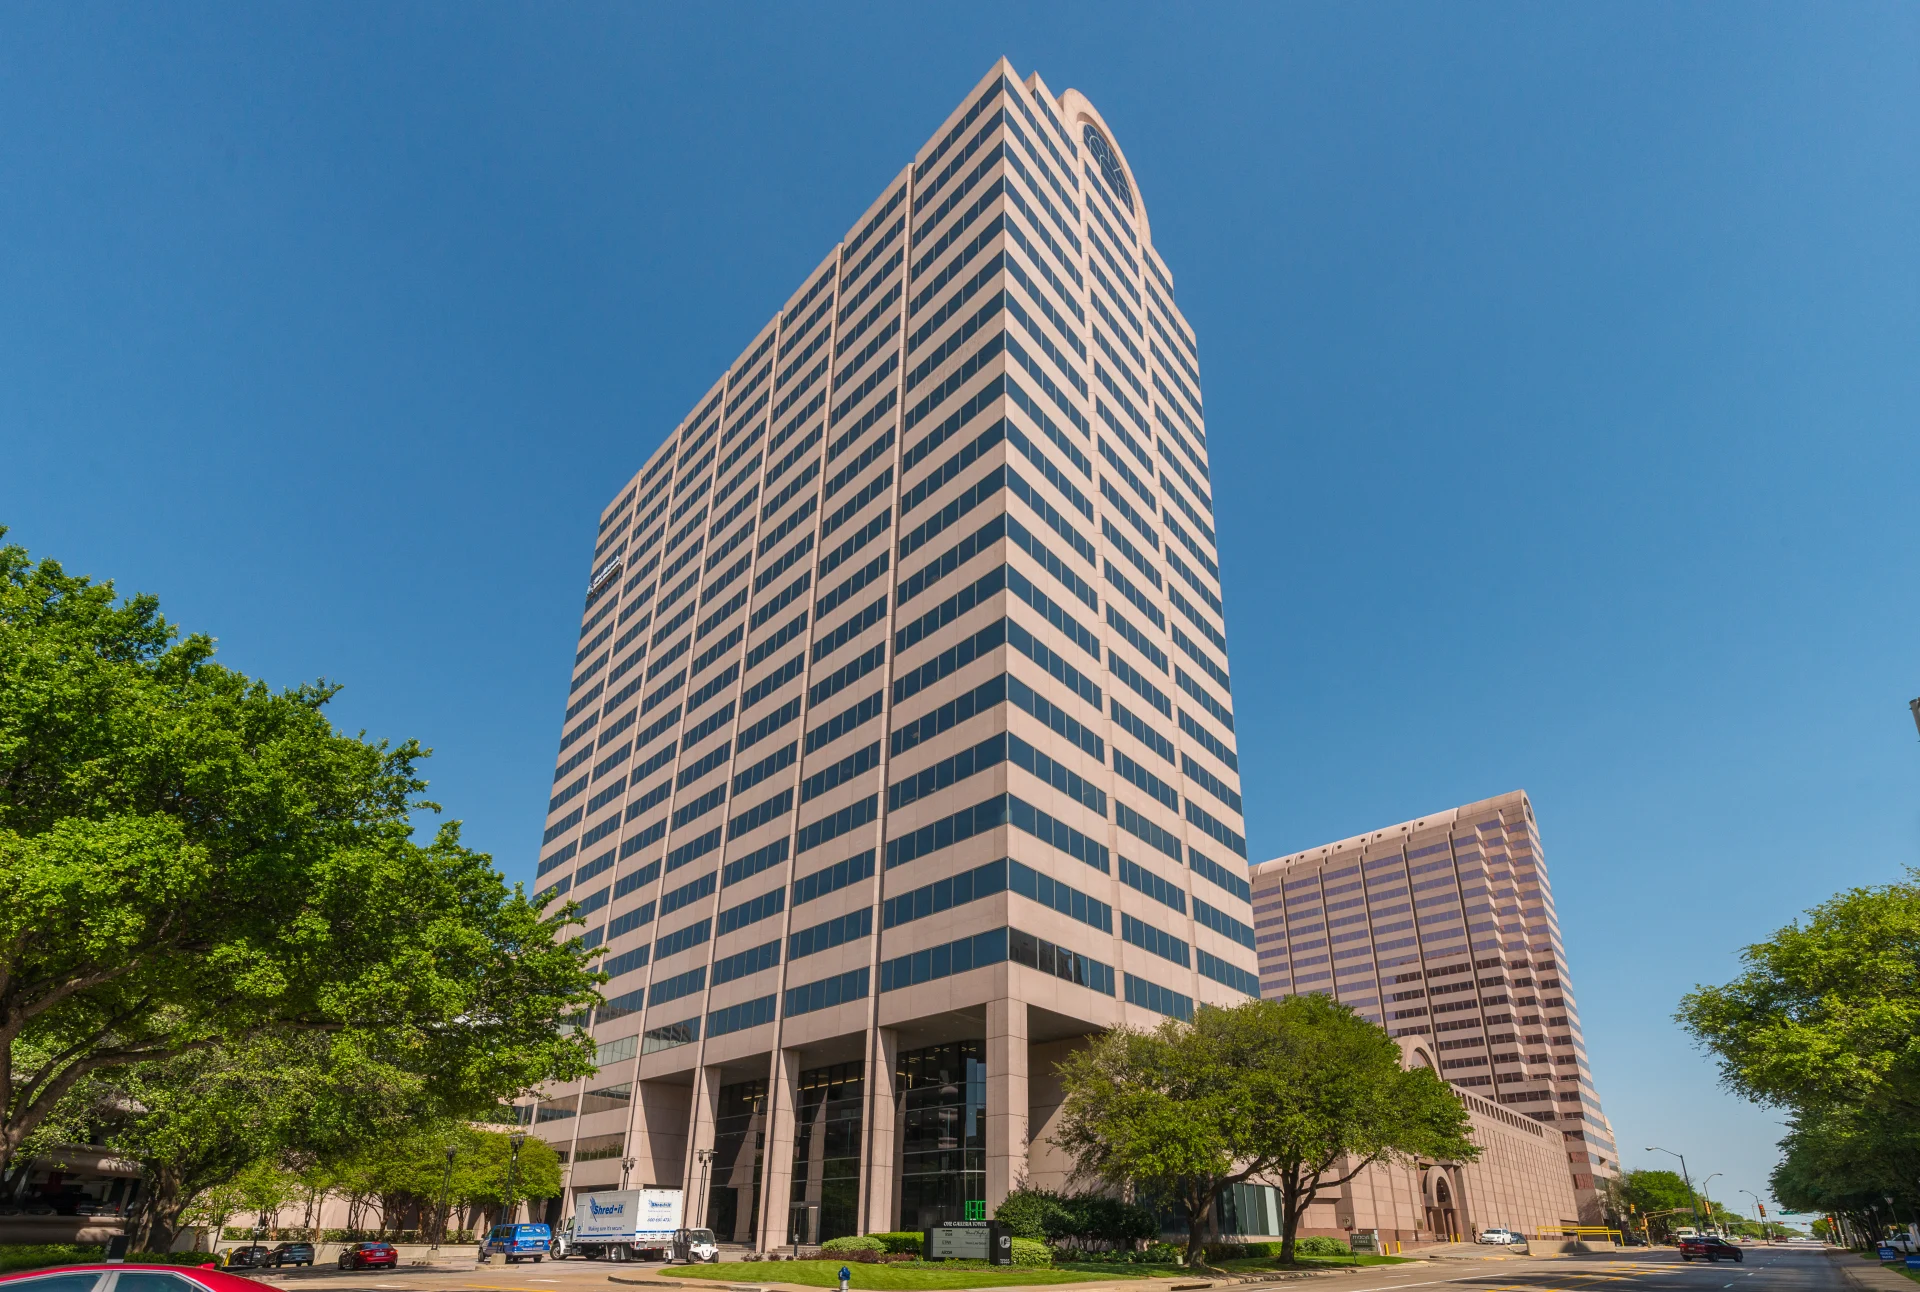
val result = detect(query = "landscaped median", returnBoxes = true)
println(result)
[671,1260,1119,1288]
[662,1253,1415,1289]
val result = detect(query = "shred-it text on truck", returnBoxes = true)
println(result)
[551,1188,719,1263]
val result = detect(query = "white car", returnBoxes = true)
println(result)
[1479,1228,1523,1245]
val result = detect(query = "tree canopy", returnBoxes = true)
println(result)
[1678,874,1920,1240]
[1052,994,1476,1264]
[1605,1169,1699,1240]
[1678,877,1920,1120]
[0,533,604,1183]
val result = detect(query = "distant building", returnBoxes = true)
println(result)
[1250,791,1618,1227]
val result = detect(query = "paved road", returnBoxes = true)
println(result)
[239,1245,1857,1292]
[1237,1248,1857,1292]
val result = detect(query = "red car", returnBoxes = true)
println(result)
[0,1265,271,1292]
[1679,1235,1745,1263]
[336,1244,398,1271]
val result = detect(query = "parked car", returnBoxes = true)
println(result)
[337,1242,399,1271]
[263,1244,315,1268]
[479,1223,551,1264]
[1680,1235,1745,1263]
[219,1248,269,1270]
[0,1265,267,1292]
[1478,1228,1523,1246]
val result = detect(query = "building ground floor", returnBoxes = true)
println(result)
[542,992,1086,1250]
[530,975,1586,1250]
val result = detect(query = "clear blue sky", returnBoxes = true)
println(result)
[4,2,1915,1223]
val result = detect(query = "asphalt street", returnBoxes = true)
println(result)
[1261,1248,1857,1292]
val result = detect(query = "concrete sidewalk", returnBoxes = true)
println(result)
[1830,1253,1920,1292]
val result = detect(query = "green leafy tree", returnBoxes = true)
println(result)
[1678,876,1920,1233]
[0,534,603,1178]
[108,1031,457,1249]
[332,1124,561,1233]
[1678,876,1920,1121]
[1052,995,1476,1266]
[1606,1169,1698,1240]
[1770,1106,1920,1244]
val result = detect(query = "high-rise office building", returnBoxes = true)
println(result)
[1250,791,1619,1223]
[523,59,1255,1249]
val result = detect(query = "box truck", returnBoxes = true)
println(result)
[552,1189,716,1263]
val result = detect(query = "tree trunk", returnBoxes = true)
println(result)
[1278,1167,1313,1265]
[1184,1200,1207,1268]
[133,1168,186,1253]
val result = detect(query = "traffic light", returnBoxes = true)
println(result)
[1759,1204,1767,1218]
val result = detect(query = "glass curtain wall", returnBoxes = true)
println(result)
[789,1061,864,1243]
[896,1040,986,1228]
[707,1079,767,1244]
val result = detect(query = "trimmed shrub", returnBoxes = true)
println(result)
[995,1188,1158,1247]
[821,1235,886,1254]
[1010,1237,1053,1266]
[0,1248,222,1274]
[867,1232,923,1255]
[1294,1236,1350,1256]
[1144,1241,1184,1264]
[992,1191,1061,1241]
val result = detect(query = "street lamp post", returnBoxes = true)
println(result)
[1699,1174,1722,1232]
[433,1145,458,1251]
[621,1156,636,1191]
[506,1133,527,1229]
[1740,1190,1765,1241]
[693,1148,716,1229]
[1646,1148,1702,1229]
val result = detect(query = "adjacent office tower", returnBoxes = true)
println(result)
[523,60,1256,1250]
[1249,792,1619,1223]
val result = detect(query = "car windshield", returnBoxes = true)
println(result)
[688,1229,714,1242]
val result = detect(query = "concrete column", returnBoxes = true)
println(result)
[1450,1165,1474,1241]
[861,1027,901,1234]
[684,1066,721,1227]
[757,1049,800,1253]
[986,998,1028,1214]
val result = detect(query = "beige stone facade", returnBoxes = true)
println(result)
[524,60,1254,1249]
[1250,791,1619,1227]
[1202,1044,1582,1245]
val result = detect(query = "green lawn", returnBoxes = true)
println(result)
[676,1260,1117,1288]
